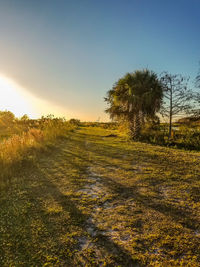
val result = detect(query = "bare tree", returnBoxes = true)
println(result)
[194,64,200,116]
[160,72,193,139]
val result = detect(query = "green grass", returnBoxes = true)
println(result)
[0,126,200,266]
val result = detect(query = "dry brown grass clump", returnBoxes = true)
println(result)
[0,119,75,185]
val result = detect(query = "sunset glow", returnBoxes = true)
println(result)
[0,75,76,119]
[0,75,36,118]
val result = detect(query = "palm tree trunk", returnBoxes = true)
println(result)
[139,110,144,128]
[129,112,141,139]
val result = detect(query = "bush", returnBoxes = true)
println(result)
[174,126,200,150]
[139,122,200,150]
[68,118,81,126]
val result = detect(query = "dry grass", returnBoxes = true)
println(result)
[0,119,75,185]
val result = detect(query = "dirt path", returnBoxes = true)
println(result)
[1,128,200,266]
[74,164,138,266]
[77,166,133,251]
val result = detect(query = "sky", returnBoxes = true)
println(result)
[0,0,199,121]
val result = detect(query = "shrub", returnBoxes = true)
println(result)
[68,118,81,126]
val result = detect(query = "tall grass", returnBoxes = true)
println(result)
[0,118,75,186]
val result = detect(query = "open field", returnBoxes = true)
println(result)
[0,126,200,266]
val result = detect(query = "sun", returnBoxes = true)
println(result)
[0,75,37,118]
[0,74,76,119]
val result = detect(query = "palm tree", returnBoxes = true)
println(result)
[105,69,163,139]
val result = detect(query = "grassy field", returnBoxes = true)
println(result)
[0,126,200,266]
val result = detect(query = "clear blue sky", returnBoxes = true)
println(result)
[0,0,199,120]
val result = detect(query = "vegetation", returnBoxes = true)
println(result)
[139,121,200,150]
[105,69,163,139]
[160,72,195,138]
[104,69,200,151]
[0,112,76,187]
[0,125,200,266]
